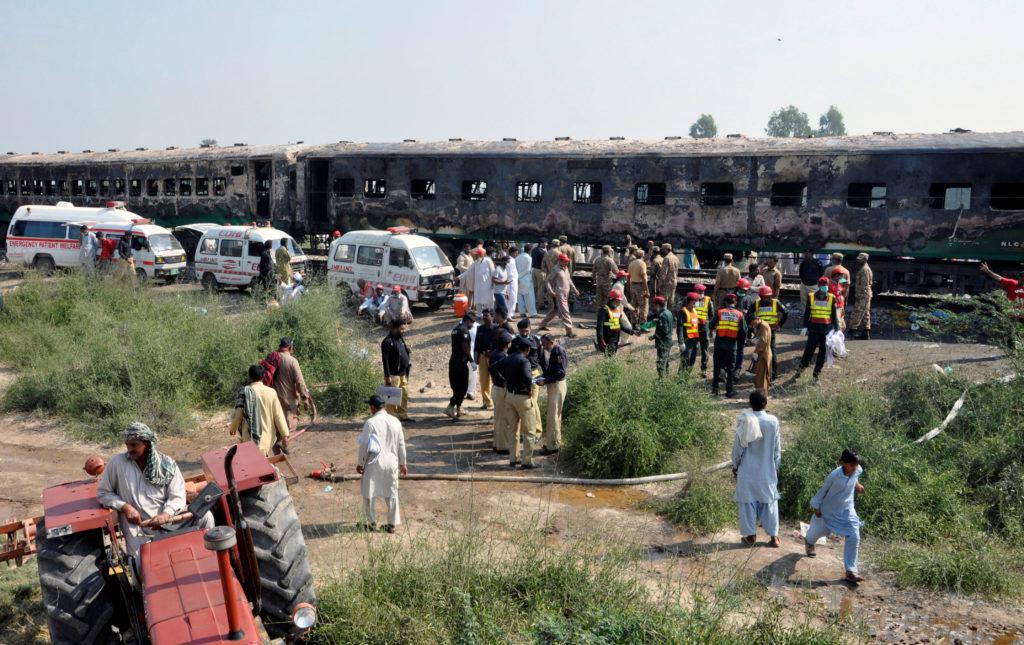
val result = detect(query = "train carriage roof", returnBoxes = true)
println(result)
[0,143,305,166]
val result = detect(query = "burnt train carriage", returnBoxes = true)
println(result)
[294,133,1024,292]
[0,144,303,231]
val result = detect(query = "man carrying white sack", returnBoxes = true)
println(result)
[357,394,408,533]
[731,389,781,547]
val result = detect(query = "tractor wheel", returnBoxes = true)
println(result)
[36,523,117,645]
[240,480,316,639]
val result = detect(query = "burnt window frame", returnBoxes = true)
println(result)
[363,178,387,199]
[410,179,436,200]
[770,182,808,208]
[634,182,666,205]
[461,180,488,201]
[6,179,16,195]
[20,179,30,195]
[129,179,142,197]
[333,177,355,197]
[32,179,44,196]
[700,182,735,207]
[164,178,177,196]
[58,179,69,195]
[45,179,57,196]
[515,181,543,203]
[99,178,111,197]
[179,177,193,197]
[195,177,209,196]
[85,179,98,197]
[113,178,125,196]
[847,182,887,209]
[213,177,226,196]
[71,180,84,196]
[990,183,1024,211]
[230,165,245,176]
[928,182,971,210]
[572,181,602,204]
[146,179,160,197]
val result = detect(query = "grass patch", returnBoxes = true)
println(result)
[561,358,725,478]
[312,527,852,645]
[779,369,1024,595]
[658,470,735,535]
[0,562,46,645]
[0,273,377,440]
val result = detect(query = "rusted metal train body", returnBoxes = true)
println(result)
[3,133,1023,278]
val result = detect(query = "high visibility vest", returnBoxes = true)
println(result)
[808,293,835,324]
[756,299,780,327]
[604,306,622,331]
[682,308,699,339]
[716,308,742,338]
[694,296,711,322]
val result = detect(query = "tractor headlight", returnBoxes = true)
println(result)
[292,603,316,630]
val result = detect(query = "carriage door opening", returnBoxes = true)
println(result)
[253,160,272,219]
[308,159,330,231]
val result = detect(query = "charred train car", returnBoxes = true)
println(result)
[2,132,1024,291]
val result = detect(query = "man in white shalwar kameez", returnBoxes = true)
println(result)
[513,246,537,316]
[357,395,408,533]
[97,422,214,561]
[467,249,495,313]
[731,390,781,547]
[505,247,520,317]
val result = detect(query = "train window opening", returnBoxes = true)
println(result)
[635,182,666,205]
[196,177,209,196]
[72,180,83,196]
[32,180,44,196]
[701,182,734,206]
[333,178,355,197]
[179,178,193,197]
[45,180,57,196]
[6,180,15,195]
[462,180,488,201]
[20,180,30,195]
[58,180,69,195]
[411,179,436,200]
[164,178,176,196]
[147,179,159,197]
[929,183,971,209]
[86,180,98,197]
[364,178,387,198]
[230,165,245,176]
[770,182,808,208]
[99,179,111,197]
[990,183,1024,211]
[129,179,142,197]
[114,178,125,196]
[573,182,602,204]
[847,183,887,209]
[213,177,226,196]
[516,181,543,203]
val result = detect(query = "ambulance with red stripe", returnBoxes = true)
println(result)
[194,224,307,290]
[6,201,186,281]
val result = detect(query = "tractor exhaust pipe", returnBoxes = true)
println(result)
[204,526,246,641]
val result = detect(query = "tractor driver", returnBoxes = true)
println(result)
[97,421,213,561]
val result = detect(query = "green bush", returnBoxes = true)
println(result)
[561,358,724,478]
[875,538,1023,597]
[658,470,735,535]
[0,274,377,439]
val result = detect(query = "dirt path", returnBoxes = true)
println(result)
[1,295,1020,643]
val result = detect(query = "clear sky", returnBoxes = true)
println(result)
[1,0,1021,152]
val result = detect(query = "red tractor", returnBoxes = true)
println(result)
[4,442,316,644]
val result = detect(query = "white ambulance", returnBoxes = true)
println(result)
[194,225,307,290]
[327,227,455,309]
[5,201,187,281]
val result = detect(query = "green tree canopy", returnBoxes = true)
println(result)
[688,113,718,139]
[817,105,847,136]
[765,105,812,137]
[200,138,218,147]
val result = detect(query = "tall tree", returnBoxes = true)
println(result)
[200,138,218,147]
[688,113,718,139]
[765,105,812,137]
[817,105,847,136]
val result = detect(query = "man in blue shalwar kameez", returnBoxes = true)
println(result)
[804,448,866,584]
[731,389,781,546]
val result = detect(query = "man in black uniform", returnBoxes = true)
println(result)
[493,307,515,337]
[380,320,412,422]
[444,313,475,419]
[502,337,538,469]
[517,317,545,435]
[474,309,496,411]
[258,240,275,294]
[488,332,513,454]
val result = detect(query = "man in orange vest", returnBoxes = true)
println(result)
[796,277,839,381]
[709,293,748,397]
[676,292,702,374]
[596,290,634,355]
[748,285,789,377]
[692,283,713,377]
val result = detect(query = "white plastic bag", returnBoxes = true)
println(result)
[735,411,762,448]
[825,330,847,368]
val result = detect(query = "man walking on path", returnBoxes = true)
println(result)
[798,250,823,312]
[593,245,618,306]
[796,277,839,381]
[627,248,650,325]
[848,253,874,339]
[539,254,579,337]
[804,449,866,584]
[445,314,475,419]
[713,253,741,310]
[267,337,313,434]
[649,295,675,377]
[381,320,413,421]
[732,390,781,547]
[676,292,701,373]
[488,332,513,453]
[709,293,747,397]
[230,364,290,456]
[536,333,567,454]
[502,338,539,469]
[357,395,408,533]
[531,240,549,310]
